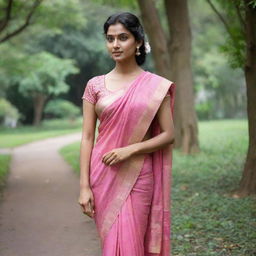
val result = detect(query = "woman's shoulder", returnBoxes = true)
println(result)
[87,75,104,85]
[86,75,105,93]
[148,71,175,87]
[82,75,105,103]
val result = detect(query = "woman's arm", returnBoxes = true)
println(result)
[102,94,174,166]
[79,100,97,189]
[130,94,174,155]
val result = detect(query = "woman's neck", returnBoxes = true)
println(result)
[113,58,143,76]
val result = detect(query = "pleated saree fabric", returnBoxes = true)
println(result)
[82,71,176,256]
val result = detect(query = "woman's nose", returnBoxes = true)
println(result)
[113,38,119,47]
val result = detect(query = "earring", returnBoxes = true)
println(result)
[136,46,141,56]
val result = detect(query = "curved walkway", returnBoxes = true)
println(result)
[0,133,101,256]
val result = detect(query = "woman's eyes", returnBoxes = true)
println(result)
[119,35,128,41]
[106,37,113,42]
[106,35,128,42]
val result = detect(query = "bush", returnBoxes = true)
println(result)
[196,102,212,120]
[0,98,20,127]
[44,99,80,120]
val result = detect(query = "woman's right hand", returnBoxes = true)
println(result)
[78,187,95,218]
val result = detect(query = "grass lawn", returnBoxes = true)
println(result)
[61,119,255,256]
[0,154,11,195]
[0,118,82,148]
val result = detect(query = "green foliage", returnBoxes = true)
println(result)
[0,0,153,125]
[16,52,79,97]
[0,44,25,96]
[93,0,138,9]
[44,99,80,119]
[38,14,109,69]
[0,98,20,122]
[194,49,246,119]
[59,142,80,174]
[0,0,87,124]
[0,0,86,42]
[0,45,79,98]
[206,0,247,69]
[190,1,246,120]
[35,0,86,31]
[0,154,11,192]
[219,30,246,69]
[1,0,249,125]
[196,101,213,120]
[249,0,256,8]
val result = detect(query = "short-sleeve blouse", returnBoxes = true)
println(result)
[82,75,171,105]
[82,78,97,104]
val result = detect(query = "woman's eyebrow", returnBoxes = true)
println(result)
[106,32,129,36]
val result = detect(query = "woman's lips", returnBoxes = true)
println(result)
[113,52,122,55]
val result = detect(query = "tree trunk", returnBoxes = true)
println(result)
[137,0,170,77]
[33,93,47,126]
[164,0,200,154]
[137,0,200,154]
[236,1,256,196]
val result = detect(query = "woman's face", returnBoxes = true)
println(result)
[105,22,141,62]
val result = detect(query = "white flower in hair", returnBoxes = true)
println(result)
[145,41,151,54]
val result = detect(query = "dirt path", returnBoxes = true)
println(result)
[0,133,101,256]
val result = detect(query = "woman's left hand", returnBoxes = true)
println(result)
[102,145,135,166]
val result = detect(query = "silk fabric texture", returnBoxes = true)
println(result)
[82,71,176,255]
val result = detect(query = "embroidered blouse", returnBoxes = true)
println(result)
[82,75,171,117]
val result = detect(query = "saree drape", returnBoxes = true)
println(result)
[86,71,176,256]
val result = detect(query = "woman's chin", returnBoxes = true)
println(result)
[113,57,126,62]
[112,55,135,63]
[112,55,123,60]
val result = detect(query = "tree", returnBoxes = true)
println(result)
[0,0,87,123]
[136,0,200,153]
[206,0,256,196]
[0,0,86,44]
[240,0,256,196]
[0,0,42,43]
[8,51,79,125]
[164,0,200,153]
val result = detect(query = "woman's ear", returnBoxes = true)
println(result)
[137,40,143,48]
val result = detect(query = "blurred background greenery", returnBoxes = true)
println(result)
[0,0,247,127]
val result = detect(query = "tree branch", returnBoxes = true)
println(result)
[206,0,234,40]
[0,0,13,32]
[0,0,43,44]
[232,0,246,32]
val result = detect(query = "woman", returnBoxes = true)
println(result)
[78,12,176,256]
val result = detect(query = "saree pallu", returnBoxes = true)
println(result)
[89,71,176,256]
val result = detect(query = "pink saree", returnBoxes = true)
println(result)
[82,71,176,256]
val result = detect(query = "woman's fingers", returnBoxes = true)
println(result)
[105,155,115,164]
[90,199,95,215]
[102,152,111,162]
[106,155,118,165]
[80,201,95,218]
[78,191,95,218]
[103,151,116,165]
[83,207,92,218]
[85,202,91,213]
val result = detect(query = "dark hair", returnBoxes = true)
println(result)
[103,12,146,66]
